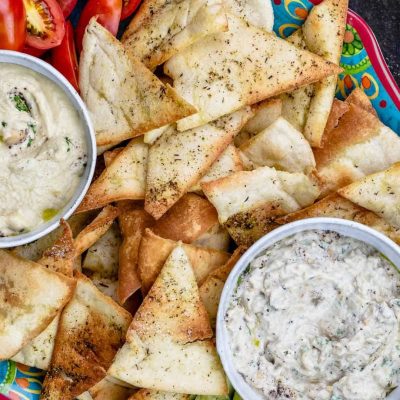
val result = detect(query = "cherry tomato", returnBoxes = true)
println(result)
[56,0,78,18]
[23,0,65,50]
[50,21,79,91]
[75,0,122,53]
[21,44,47,57]
[0,0,26,50]
[121,0,142,20]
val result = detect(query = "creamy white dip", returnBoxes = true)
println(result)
[226,230,400,400]
[0,64,87,236]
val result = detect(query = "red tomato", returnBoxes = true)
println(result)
[50,21,79,91]
[23,0,65,50]
[75,0,122,53]
[0,0,26,50]
[57,0,78,17]
[21,44,47,57]
[121,0,142,20]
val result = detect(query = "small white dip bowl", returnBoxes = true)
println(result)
[217,218,400,400]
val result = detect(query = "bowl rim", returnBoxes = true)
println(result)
[0,50,96,248]
[216,217,400,400]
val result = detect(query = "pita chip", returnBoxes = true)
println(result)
[109,246,228,395]
[338,163,400,229]
[165,14,341,131]
[79,377,135,400]
[74,205,119,256]
[345,88,377,116]
[79,20,196,146]
[303,0,348,147]
[323,99,350,137]
[315,104,400,196]
[0,250,75,360]
[130,389,189,400]
[145,108,252,219]
[41,274,132,400]
[192,223,231,252]
[138,229,230,294]
[202,166,320,245]
[144,125,171,145]
[239,117,316,174]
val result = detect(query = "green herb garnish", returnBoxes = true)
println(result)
[42,208,59,221]
[27,137,33,147]
[13,94,30,113]
[1,121,7,128]
[28,123,36,133]
[65,136,72,152]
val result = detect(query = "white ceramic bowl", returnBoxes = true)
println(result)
[0,50,96,248]
[217,218,400,400]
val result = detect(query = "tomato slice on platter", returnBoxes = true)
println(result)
[56,0,78,17]
[121,0,142,20]
[0,0,26,50]
[75,0,122,53]
[23,0,65,50]
[21,44,47,57]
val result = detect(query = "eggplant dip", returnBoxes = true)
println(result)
[0,63,87,236]
[226,230,400,400]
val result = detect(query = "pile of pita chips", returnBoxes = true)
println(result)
[109,246,228,395]
[79,20,196,146]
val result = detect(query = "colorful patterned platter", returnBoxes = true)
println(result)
[1,1,399,399]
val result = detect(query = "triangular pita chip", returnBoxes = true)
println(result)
[138,229,230,294]
[130,389,189,400]
[145,108,252,219]
[323,99,350,137]
[122,0,227,70]
[109,246,227,395]
[338,163,400,229]
[302,0,348,147]
[164,14,341,131]
[202,166,320,245]
[144,125,171,145]
[104,147,123,167]
[77,138,148,213]
[79,19,196,146]
[315,104,400,197]
[192,223,231,252]
[41,274,132,400]
[239,117,316,174]
[0,250,75,360]
[345,88,377,116]
[79,377,135,400]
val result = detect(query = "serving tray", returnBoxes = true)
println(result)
[1,1,399,399]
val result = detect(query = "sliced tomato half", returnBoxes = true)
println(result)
[0,0,26,50]
[121,0,142,20]
[23,0,65,50]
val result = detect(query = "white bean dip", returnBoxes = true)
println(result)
[226,230,400,399]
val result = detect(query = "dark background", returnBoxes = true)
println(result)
[350,0,400,85]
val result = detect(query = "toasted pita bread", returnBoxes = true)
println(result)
[77,139,148,213]
[41,274,132,400]
[118,207,155,304]
[97,143,116,156]
[74,206,119,256]
[315,104,400,196]
[0,250,75,360]
[239,117,316,174]
[323,99,350,137]
[79,377,135,400]
[109,246,227,395]
[303,0,348,147]
[130,389,189,400]
[122,0,227,70]
[144,125,171,145]
[145,108,253,219]
[104,148,123,167]
[79,20,196,146]
[345,88,377,116]
[202,166,320,245]
[190,145,244,192]
[138,229,230,294]
[165,14,341,131]
[192,223,231,252]
[338,163,400,229]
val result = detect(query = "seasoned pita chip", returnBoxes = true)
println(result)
[104,148,123,167]
[79,20,196,146]
[276,194,400,244]
[77,139,148,213]
[165,15,341,131]
[122,0,227,70]
[145,108,252,219]
[144,125,171,145]
[315,104,400,196]
[130,389,189,400]
[41,274,132,400]
[152,194,218,243]
[202,166,320,245]
[138,229,230,294]
[323,99,350,137]
[109,246,227,395]
[345,88,377,116]
[338,163,400,229]
[303,0,348,147]
[75,205,119,256]
[80,377,135,400]
[118,207,155,304]
[190,145,244,192]
[0,250,75,360]
[239,117,316,174]
[192,223,231,252]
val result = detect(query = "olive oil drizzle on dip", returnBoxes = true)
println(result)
[226,230,400,400]
[0,63,87,237]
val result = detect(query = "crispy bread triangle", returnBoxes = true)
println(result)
[164,14,341,131]
[108,246,227,395]
[79,19,196,146]
[345,88,377,116]
[130,389,189,400]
